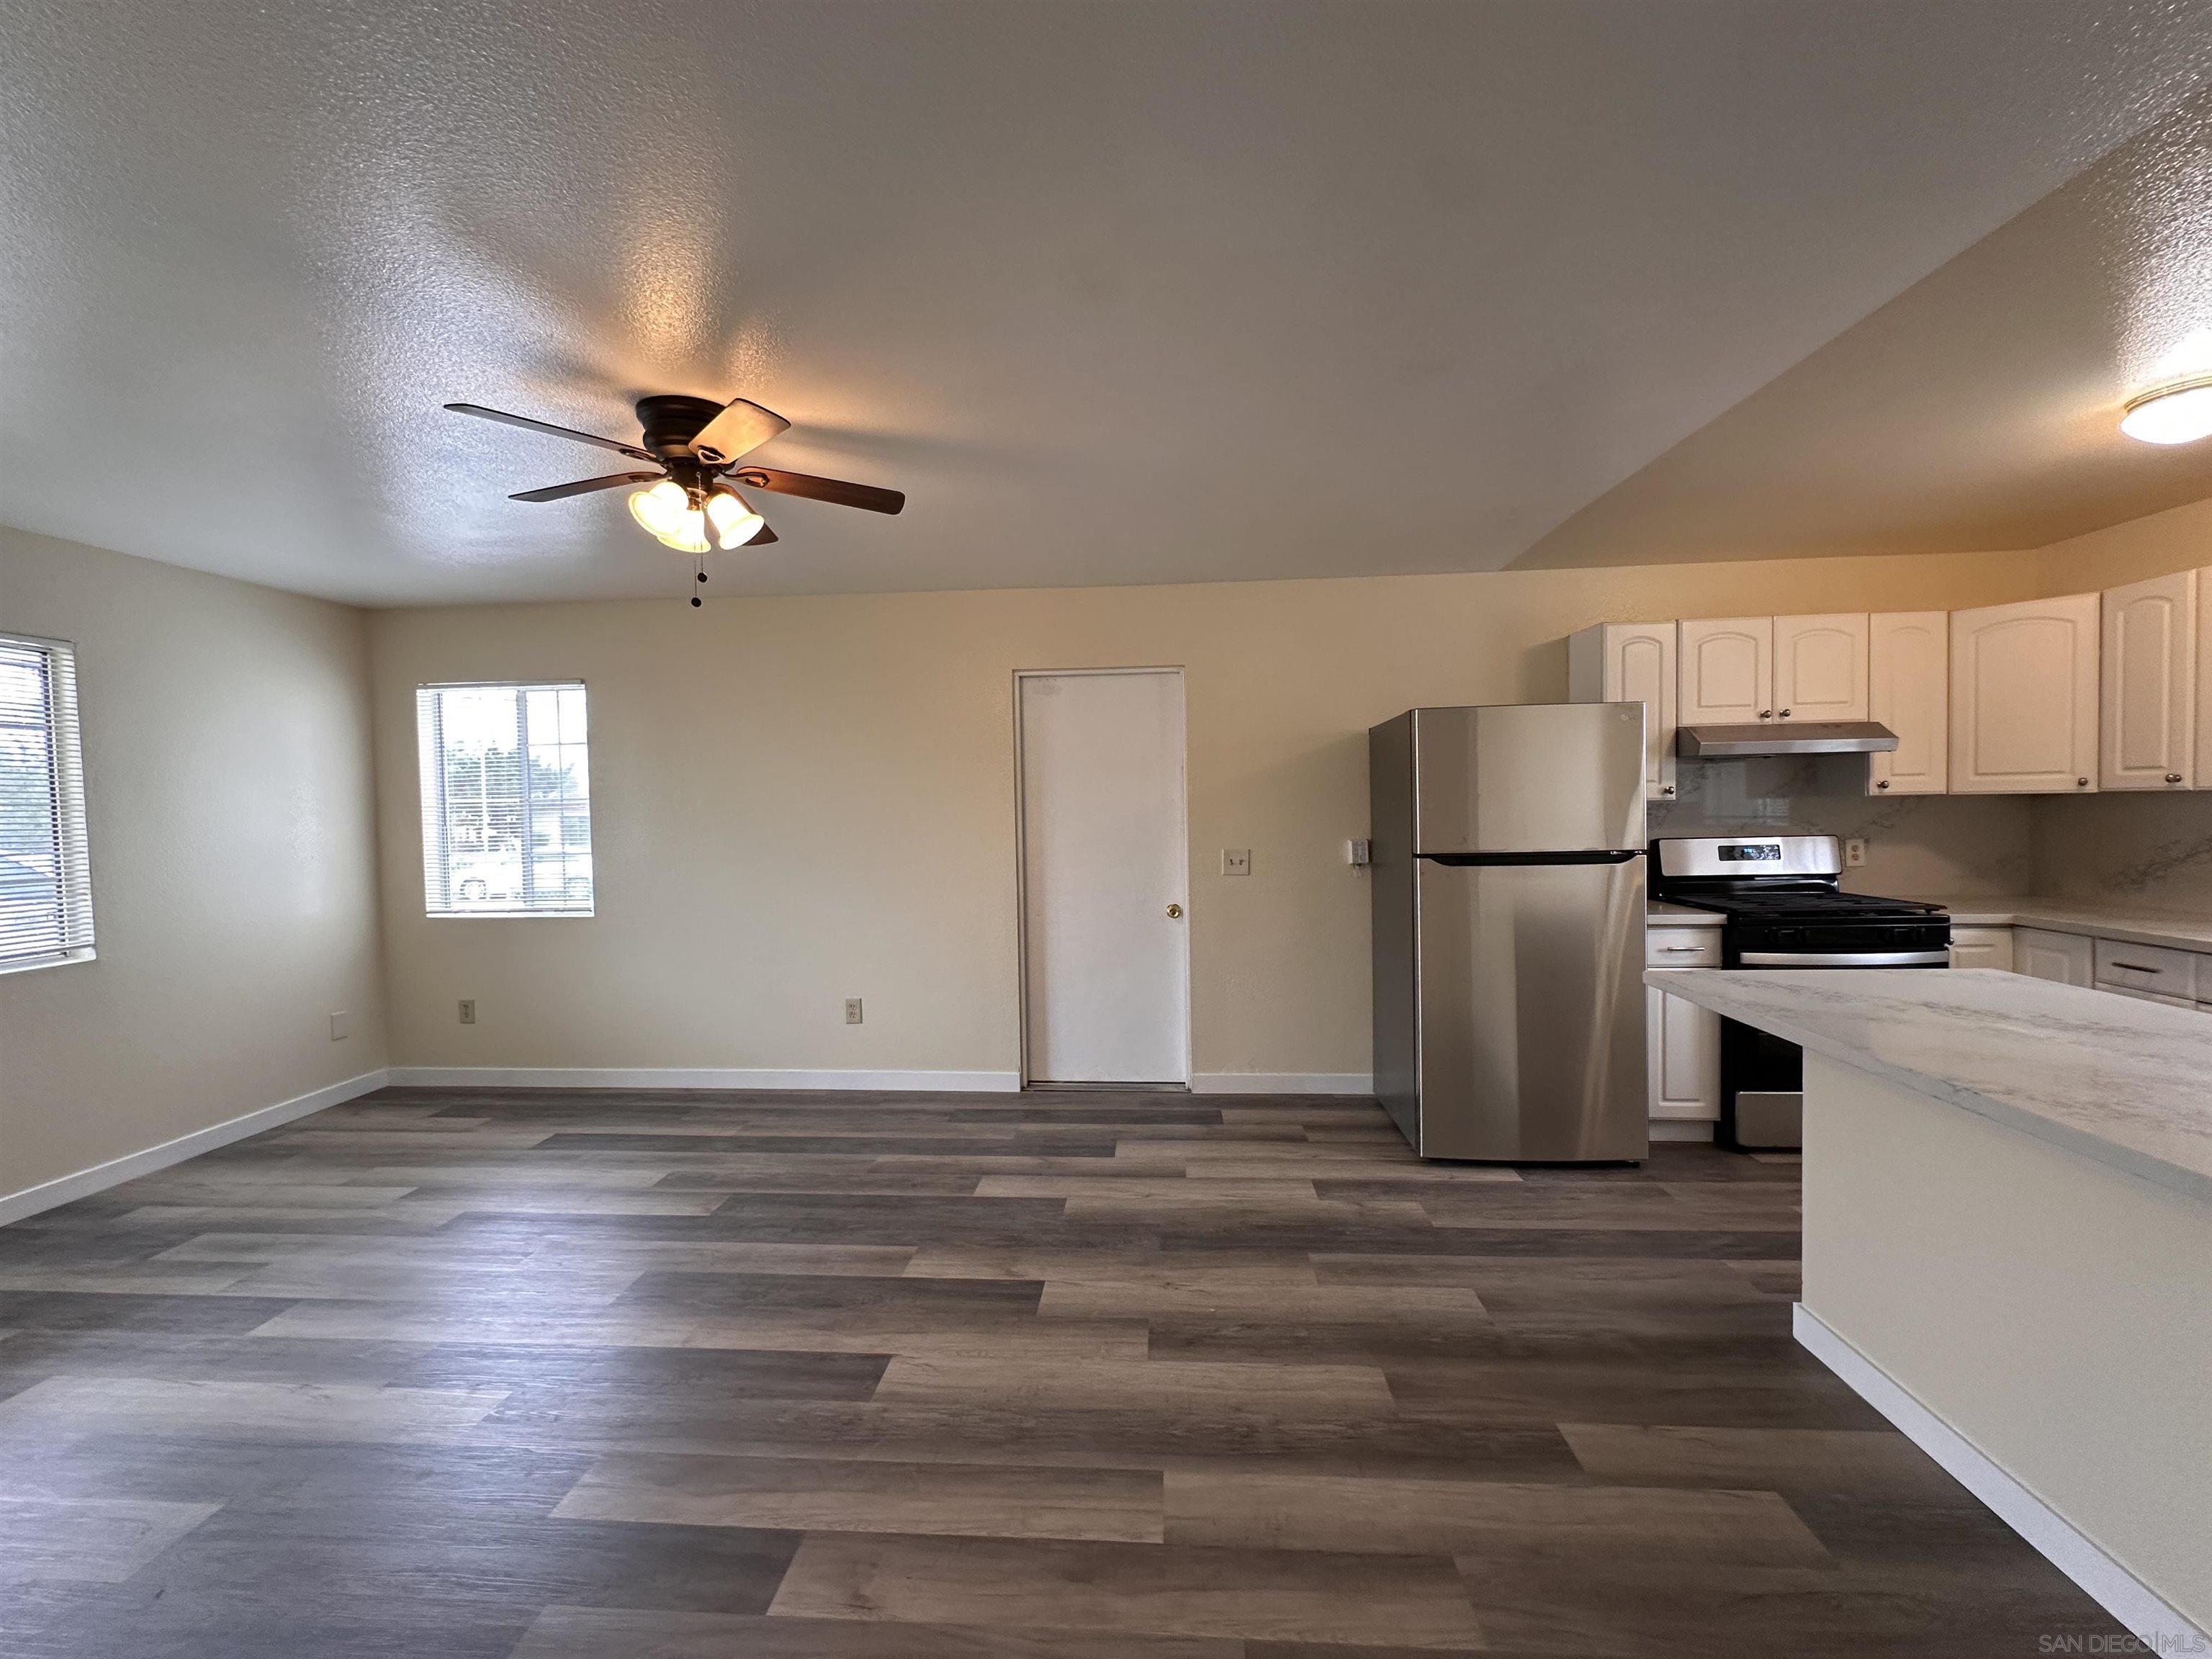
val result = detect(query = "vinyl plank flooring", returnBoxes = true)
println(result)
[0,1084,2124,1657]
[0,1495,222,1583]
[510,1604,1244,1658]
[1162,1470,1830,1565]
[553,1452,1164,1542]
[768,1533,1488,1648]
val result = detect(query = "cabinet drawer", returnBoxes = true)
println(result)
[2092,938,2201,999]
[2105,984,2199,1010]
[1647,927,1722,968]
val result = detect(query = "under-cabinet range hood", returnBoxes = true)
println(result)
[1676,721,1899,759]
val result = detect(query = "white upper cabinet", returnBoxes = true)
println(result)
[1771,613,1869,722]
[2100,570,2198,791]
[1866,611,1948,796]
[1568,623,1678,801]
[1949,593,2100,793]
[1678,617,1773,725]
[2200,568,2212,790]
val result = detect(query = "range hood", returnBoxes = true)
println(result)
[1677,721,1899,759]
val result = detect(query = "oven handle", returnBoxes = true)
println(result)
[1738,949,1951,967]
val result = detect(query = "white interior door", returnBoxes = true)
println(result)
[1019,670,1190,1084]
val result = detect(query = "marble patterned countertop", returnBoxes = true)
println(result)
[1647,966,2212,1204]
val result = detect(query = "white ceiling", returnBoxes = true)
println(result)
[1,1,2208,606]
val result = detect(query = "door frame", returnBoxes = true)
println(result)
[1011,665,1192,1090]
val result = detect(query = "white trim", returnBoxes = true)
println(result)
[1190,1072,1372,1096]
[0,1068,390,1226]
[385,1066,1023,1092]
[1648,1120,1715,1141]
[1793,1303,2205,1650]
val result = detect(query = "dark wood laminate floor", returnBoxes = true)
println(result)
[0,1089,2124,1657]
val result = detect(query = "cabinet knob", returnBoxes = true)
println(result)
[1660,784,1676,796]
[2167,773,2185,785]
[1758,709,1772,720]
[2077,778,2090,788]
[1876,779,1890,790]
[1779,709,1792,719]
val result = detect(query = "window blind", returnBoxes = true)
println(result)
[0,633,95,971]
[416,682,594,916]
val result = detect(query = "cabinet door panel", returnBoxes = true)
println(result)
[1948,927,2015,972]
[2101,570,2196,790]
[1678,618,1773,726]
[1949,595,2099,793]
[1868,612,1948,796]
[2014,927,2092,986]
[1645,983,1720,1120]
[1773,613,1869,721]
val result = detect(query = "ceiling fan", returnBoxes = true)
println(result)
[445,392,904,601]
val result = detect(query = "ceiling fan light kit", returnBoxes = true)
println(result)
[445,391,905,601]
[2118,377,2212,445]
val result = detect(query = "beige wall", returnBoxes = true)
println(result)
[0,529,387,1201]
[370,548,2044,1082]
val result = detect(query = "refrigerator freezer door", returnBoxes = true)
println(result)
[1411,703,1646,855]
[1413,856,1647,1161]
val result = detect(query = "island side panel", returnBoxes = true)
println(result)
[1797,1051,2212,1638]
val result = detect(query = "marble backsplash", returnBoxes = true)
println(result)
[1648,755,2036,897]
[2030,792,2212,917]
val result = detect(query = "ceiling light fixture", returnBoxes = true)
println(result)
[2119,378,2212,446]
[705,487,765,549]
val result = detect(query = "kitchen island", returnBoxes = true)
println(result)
[1647,966,2211,1648]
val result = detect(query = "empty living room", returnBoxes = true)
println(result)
[3,2,2210,1655]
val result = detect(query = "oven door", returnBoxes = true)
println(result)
[1716,931,1950,1151]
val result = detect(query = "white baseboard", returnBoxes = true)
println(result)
[1793,1303,2203,1648]
[0,1067,391,1226]
[1648,1120,1715,1141]
[1190,1073,1373,1096]
[385,1066,1022,1093]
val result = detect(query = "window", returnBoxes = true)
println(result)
[416,682,594,916]
[0,633,95,973]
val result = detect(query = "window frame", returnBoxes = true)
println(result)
[415,679,596,920]
[0,629,96,976]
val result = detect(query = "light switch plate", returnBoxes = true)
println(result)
[328,1011,350,1041]
[1220,848,1251,876]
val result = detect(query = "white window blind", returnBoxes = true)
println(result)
[416,682,594,916]
[0,633,95,971]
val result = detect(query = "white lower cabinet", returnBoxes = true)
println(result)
[2013,927,2092,987]
[1948,926,2015,972]
[1646,926,1720,1123]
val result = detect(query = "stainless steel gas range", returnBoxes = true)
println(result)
[1649,835,1951,1151]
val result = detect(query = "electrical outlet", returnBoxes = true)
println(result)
[328,1011,350,1041]
[1844,837,1867,868]
[458,999,477,1025]
[844,998,864,1025]
[1348,837,1372,867]
[1220,848,1251,876]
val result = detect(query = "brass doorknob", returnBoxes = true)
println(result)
[1166,903,1183,919]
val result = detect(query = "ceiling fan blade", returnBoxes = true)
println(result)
[730,467,904,515]
[691,397,791,466]
[509,471,662,503]
[445,402,655,462]
[745,521,778,546]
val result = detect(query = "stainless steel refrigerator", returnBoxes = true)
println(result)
[1370,703,1647,1161]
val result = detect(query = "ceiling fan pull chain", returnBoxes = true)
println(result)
[691,549,705,608]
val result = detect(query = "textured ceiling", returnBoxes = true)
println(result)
[2,1,2209,606]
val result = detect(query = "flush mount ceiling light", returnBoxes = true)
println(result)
[444,392,905,603]
[2119,378,2212,445]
